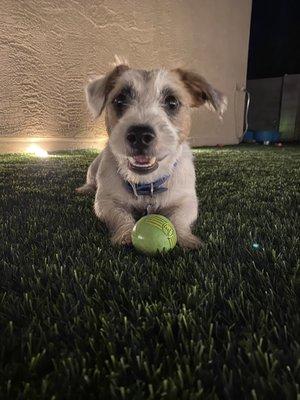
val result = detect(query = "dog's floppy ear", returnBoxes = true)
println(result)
[86,64,129,118]
[173,68,227,119]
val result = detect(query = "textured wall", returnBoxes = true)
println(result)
[0,0,251,151]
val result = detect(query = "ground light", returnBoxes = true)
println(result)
[27,144,49,158]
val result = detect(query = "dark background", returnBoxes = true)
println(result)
[247,0,300,79]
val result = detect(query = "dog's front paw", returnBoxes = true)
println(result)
[75,183,96,194]
[111,228,133,246]
[178,233,203,250]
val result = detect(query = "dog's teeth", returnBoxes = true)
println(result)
[129,156,156,167]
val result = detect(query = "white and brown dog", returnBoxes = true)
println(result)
[76,62,227,249]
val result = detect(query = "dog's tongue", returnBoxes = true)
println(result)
[133,155,151,165]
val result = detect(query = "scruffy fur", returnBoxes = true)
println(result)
[76,62,227,249]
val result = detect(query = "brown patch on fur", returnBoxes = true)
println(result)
[86,64,130,119]
[102,64,129,112]
[172,68,227,118]
[100,65,129,134]
[166,71,193,141]
[173,68,212,107]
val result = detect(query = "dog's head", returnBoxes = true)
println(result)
[86,63,227,183]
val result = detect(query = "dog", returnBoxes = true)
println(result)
[76,61,227,249]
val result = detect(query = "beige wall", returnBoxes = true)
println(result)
[0,0,252,153]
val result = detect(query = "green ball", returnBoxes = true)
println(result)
[131,214,177,255]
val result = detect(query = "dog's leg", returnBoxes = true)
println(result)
[76,153,102,194]
[167,197,202,250]
[106,209,135,246]
[95,200,135,246]
[75,183,96,194]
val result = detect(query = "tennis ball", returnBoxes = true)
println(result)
[131,214,177,255]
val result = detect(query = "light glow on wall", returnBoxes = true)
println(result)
[27,144,49,158]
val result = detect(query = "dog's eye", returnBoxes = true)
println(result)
[113,93,127,108]
[164,95,179,111]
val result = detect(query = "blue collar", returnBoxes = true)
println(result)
[124,162,177,197]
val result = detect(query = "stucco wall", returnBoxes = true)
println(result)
[0,0,252,153]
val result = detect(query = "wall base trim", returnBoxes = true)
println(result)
[0,136,107,154]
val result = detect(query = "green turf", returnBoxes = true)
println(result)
[0,145,299,399]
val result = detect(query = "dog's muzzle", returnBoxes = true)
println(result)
[126,124,158,174]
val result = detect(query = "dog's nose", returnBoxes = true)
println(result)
[126,125,156,149]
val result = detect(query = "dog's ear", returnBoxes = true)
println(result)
[173,68,227,119]
[86,64,129,118]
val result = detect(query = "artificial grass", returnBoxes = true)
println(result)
[0,145,299,400]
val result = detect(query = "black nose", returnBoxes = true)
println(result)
[126,125,156,149]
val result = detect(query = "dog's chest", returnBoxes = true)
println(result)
[123,175,183,216]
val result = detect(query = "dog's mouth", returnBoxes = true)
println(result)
[128,155,159,174]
